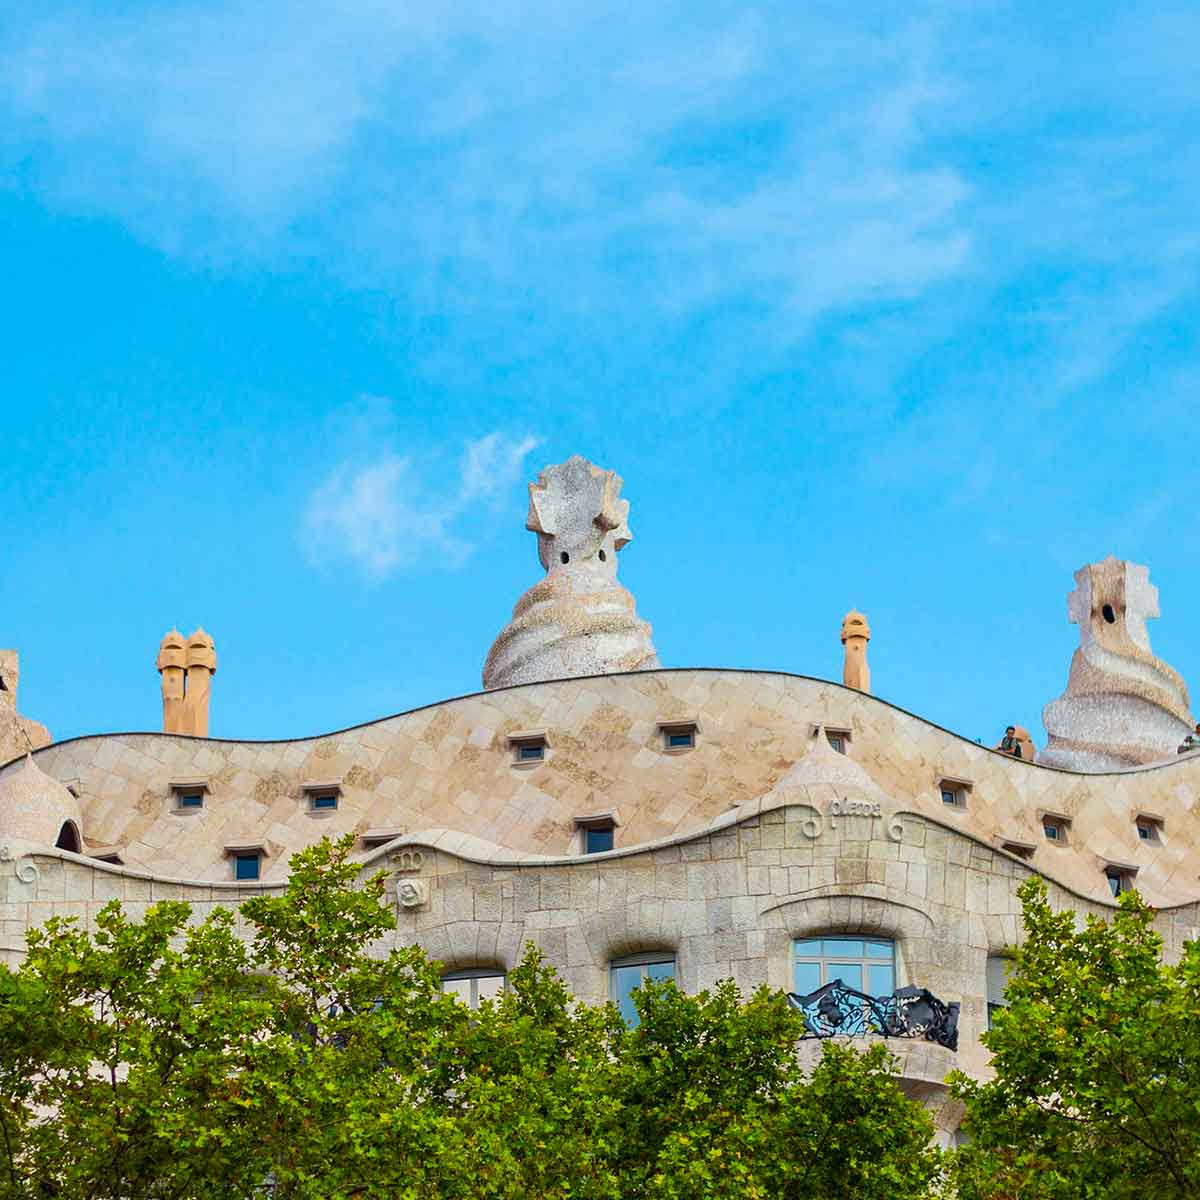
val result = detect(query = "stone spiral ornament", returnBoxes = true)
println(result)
[1041,557,1194,771]
[483,456,659,690]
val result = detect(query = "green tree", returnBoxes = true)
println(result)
[951,876,1200,1200]
[0,837,943,1199]
[612,977,942,1200]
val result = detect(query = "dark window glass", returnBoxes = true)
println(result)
[517,743,545,761]
[941,789,958,806]
[827,735,845,754]
[235,854,261,881]
[311,792,338,810]
[585,826,614,854]
[177,792,204,808]
[1043,821,1061,840]
[667,731,694,749]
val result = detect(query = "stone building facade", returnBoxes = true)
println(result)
[2,456,1198,1141]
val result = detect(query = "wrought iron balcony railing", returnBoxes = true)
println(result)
[786,979,959,1051]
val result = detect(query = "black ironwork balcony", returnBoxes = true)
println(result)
[786,979,959,1051]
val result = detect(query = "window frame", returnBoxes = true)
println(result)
[1104,864,1137,897]
[508,731,548,767]
[170,778,210,812]
[824,727,852,754]
[609,952,677,1025]
[1135,813,1164,844]
[986,954,1012,1030]
[657,720,699,753]
[442,967,507,1009]
[234,853,261,881]
[792,936,897,999]
[1041,812,1071,844]
[937,777,971,810]
[574,812,619,855]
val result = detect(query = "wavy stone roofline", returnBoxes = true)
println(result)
[2,794,1179,914]
[9,665,1199,780]
[11,667,1200,905]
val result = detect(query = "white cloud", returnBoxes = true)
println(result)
[300,422,540,577]
[0,2,972,326]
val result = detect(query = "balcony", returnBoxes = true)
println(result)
[786,979,959,1051]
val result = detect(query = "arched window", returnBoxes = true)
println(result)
[986,955,1012,1029]
[609,953,676,1026]
[442,968,506,1010]
[792,937,895,998]
[55,821,81,853]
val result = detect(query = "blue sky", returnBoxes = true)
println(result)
[2,0,1198,749]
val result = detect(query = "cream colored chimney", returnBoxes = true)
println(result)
[840,611,871,693]
[183,628,217,737]
[156,630,188,733]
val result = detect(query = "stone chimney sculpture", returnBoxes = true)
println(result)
[0,650,52,765]
[841,611,871,692]
[1041,557,1193,771]
[156,630,187,733]
[157,627,217,736]
[483,455,659,690]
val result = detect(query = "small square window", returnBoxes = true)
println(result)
[1106,868,1134,897]
[234,854,261,881]
[659,722,698,752]
[824,728,852,754]
[936,777,970,809]
[310,792,339,811]
[1135,815,1163,843]
[585,826,614,854]
[509,733,548,765]
[170,779,209,810]
[1043,816,1071,843]
[575,812,618,854]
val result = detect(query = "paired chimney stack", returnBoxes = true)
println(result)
[156,628,216,736]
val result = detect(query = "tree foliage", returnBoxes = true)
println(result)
[951,876,1200,1200]
[0,837,939,1199]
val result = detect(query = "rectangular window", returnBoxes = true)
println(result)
[986,956,1012,1030]
[610,955,676,1026]
[585,826,614,854]
[1106,868,1134,897]
[509,733,548,765]
[1043,815,1070,843]
[937,777,970,809]
[177,792,204,809]
[659,721,699,752]
[1135,815,1163,843]
[235,854,261,881]
[310,792,338,810]
[792,937,896,999]
[442,970,506,1009]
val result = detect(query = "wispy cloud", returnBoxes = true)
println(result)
[0,2,971,329]
[300,411,540,577]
